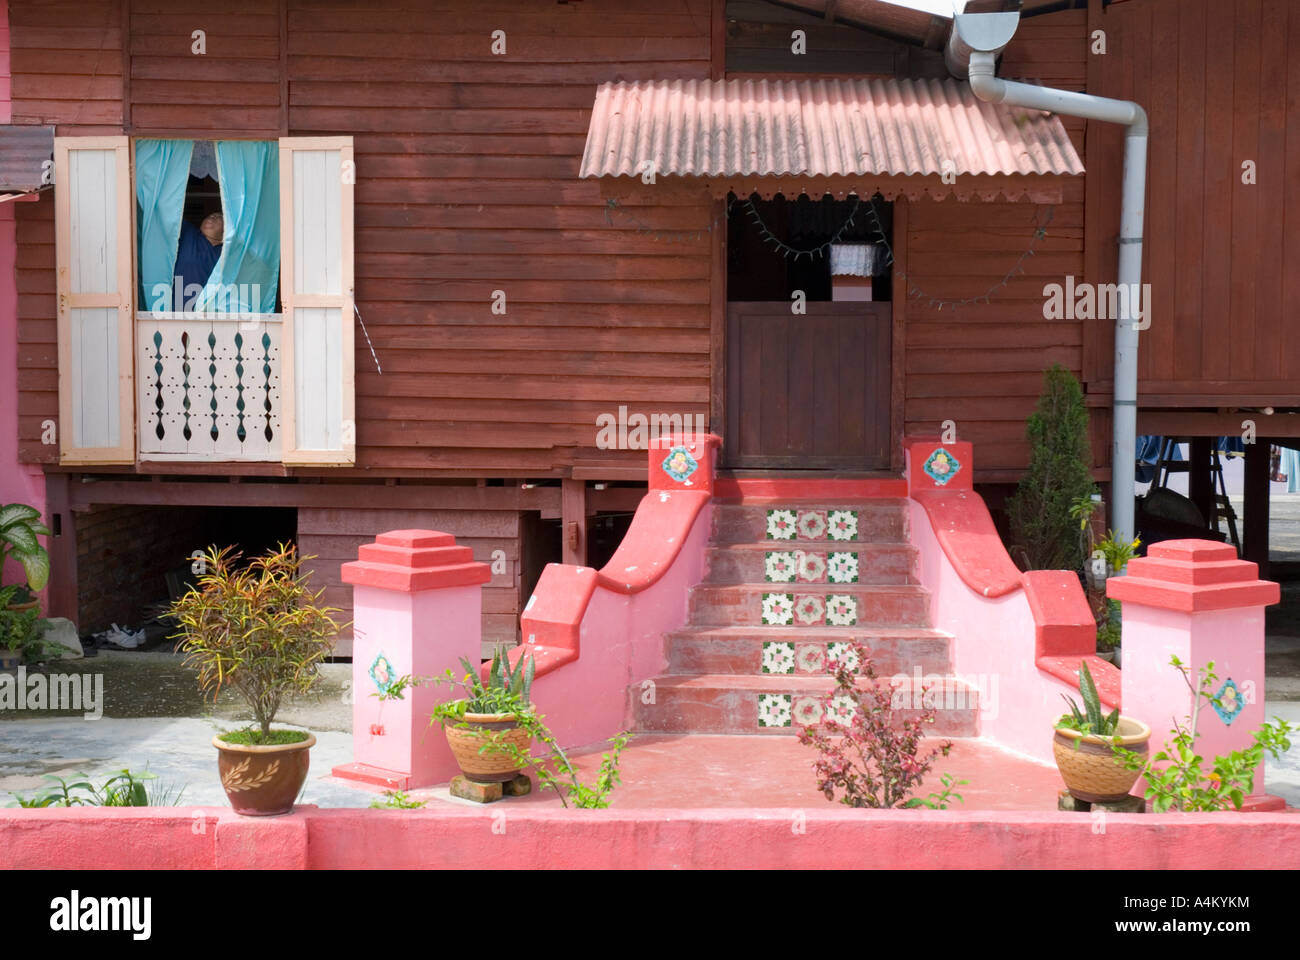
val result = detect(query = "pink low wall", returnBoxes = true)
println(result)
[908,498,1079,763]
[3,806,1298,869]
[518,434,720,749]
[904,438,1116,764]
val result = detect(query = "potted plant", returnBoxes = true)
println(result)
[167,543,341,816]
[433,649,536,783]
[1053,660,1150,803]
[0,585,58,669]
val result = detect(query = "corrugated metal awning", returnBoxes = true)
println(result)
[580,78,1083,200]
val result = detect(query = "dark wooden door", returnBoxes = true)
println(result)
[725,301,891,469]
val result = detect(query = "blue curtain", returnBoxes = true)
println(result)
[135,139,194,311]
[195,141,279,314]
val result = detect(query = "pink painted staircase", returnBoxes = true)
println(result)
[634,499,981,736]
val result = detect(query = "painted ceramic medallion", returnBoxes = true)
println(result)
[923,447,961,486]
[661,445,699,483]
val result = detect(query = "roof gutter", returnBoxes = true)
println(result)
[950,12,1148,547]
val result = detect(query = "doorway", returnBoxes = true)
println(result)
[724,192,893,470]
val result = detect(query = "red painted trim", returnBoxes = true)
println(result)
[3,806,1298,870]
[903,438,1119,706]
[1108,577,1280,612]
[712,477,908,500]
[1036,655,1121,710]
[331,763,410,791]
[911,490,1023,598]
[596,491,711,594]
[340,528,491,592]
[1109,538,1281,612]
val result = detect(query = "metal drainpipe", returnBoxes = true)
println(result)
[966,50,1148,547]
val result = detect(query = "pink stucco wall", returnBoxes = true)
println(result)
[907,498,1078,764]
[2,805,1298,869]
[0,0,48,596]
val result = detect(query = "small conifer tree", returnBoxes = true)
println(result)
[1007,364,1095,571]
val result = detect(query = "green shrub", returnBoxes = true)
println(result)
[1007,364,1095,570]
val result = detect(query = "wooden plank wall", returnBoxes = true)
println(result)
[1086,0,1300,407]
[11,0,714,478]
[10,0,124,463]
[902,10,1093,478]
[297,506,521,656]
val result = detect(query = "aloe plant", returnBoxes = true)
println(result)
[459,648,535,713]
[1057,659,1121,737]
[0,503,50,593]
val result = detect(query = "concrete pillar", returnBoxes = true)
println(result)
[332,529,490,790]
[1108,539,1283,810]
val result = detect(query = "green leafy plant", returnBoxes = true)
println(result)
[1006,365,1096,571]
[400,653,630,809]
[1112,657,1295,811]
[370,790,426,809]
[0,502,51,593]
[166,543,343,743]
[902,772,969,810]
[798,641,963,809]
[1095,531,1141,575]
[1069,491,1101,560]
[0,585,58,663]
[10,768,184,808]
[1057,659,1120,739]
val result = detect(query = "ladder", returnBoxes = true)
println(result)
[1151,438,1241,551]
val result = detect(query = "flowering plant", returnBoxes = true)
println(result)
[1111,656,1293,812]
[797,640,964,809]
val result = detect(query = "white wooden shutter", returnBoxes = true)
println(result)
[279,136,355,465]
[54,136,135,464]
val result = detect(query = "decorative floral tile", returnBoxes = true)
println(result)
[924,447,961,486]
[761,641,796,675]
[793,696,823,726]
[369,653,397,695]
[757,694,793,728]
[761,593,794,625]
[661,445,699,483]
[764,551,797,583]
[827,551,860,584]
[826,641,861,673]
[766,509,798,540]
[824,694,857,726]
[827,509,859,541]
[825,594,859,627]
[1212,677,1244,725]
[797,510,828,540]
[796,550,827,583]
[795,643,826,674]
[793,594,826,626]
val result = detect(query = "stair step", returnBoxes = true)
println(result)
[636,674,979,736]
[705,542,917,585]
[664,625,951,675]
[688,583,931,628]
[711,502,908,545]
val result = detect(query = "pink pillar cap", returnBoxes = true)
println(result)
[341,528,490,593]
[1108,539,1279,612]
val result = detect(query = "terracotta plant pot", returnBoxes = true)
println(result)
[1053,716,1150,804]
[212,733,316,816]
[444,711,532,783]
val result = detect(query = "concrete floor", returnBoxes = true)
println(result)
[2,647,1296,810]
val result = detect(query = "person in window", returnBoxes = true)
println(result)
[175,211,223,309]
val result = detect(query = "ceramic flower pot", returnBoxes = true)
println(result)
[444,711,532,783]
[213,733,316,816]
[1053,716,1150,804]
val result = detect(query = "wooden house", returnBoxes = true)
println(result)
[4,0,1297,653]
